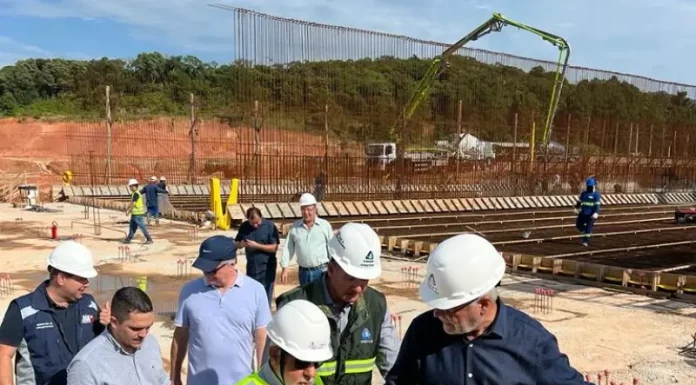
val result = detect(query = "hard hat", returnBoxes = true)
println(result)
[586,177,596,187]
[419,233,505,310]
[328,223,381,280]
[127,178,138,186]
[267,299,333,363]
[149,176,157,182]
[159,176,166,181]
[299,193,317,207]
[47,241,98,279]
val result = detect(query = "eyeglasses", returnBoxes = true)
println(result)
[205,261,235,275]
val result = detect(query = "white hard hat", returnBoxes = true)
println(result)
[419,234,505,310]
[299,193,317,207]
[159,176,166,181]
[328,223,381,280]
[267,299,333,363]
[149,176,157,182]
[127,178,138,186]
[47,241,98,279]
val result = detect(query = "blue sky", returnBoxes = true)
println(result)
[0,0,695,85]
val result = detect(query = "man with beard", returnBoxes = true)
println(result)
[0,241,109,385]
[385,234,592,385]
[66,287,168,385]
[275,223,400,385]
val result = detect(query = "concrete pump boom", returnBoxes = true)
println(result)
[389,12,570,150]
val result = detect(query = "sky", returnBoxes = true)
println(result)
[0,0,695,85]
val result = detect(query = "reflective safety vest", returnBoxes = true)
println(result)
[131,191,146,215]
[577,190,601,216]
[276,276,386,385]
[234,372,325,385]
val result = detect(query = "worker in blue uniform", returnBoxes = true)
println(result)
[575,177,601,247]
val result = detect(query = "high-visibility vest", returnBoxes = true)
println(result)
[131,191,146,215]
[234,371,325,385]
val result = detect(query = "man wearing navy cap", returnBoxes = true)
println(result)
[169,235,272,385]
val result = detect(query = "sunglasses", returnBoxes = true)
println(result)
[294,359,322,370]
[205,261,235,275]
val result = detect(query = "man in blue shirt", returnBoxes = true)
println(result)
[235,207,280,305]
[140,176,168,226]
[386,234,592,385]
[574,177,601,247]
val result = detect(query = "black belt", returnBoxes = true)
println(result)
[299,263,328,271]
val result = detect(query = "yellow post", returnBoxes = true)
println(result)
[530,120,536,170]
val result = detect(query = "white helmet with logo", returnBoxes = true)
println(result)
[47,241,98,279]
[329,223,381,280]
[419,233,505,310]
[267,299,333,362]
[127,178,138,186]
[299,192,317,207]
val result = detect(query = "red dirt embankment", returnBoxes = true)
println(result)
[0,117,362,189]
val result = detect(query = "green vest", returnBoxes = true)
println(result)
[131,191,146,215]
[275,276,386,385]
[234,370,325,385]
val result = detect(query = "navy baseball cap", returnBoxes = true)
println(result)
[192,235,238,273]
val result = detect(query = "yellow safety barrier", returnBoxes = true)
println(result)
[209,177,240,230]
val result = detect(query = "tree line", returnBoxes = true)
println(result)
[1,51,694,147]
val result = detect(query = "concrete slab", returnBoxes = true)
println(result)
[258,204,272,219]
[228,204,245,221]
[432,199,446,212]
[427,200,442,212]
[393,200,407,214]
[289,202,302,218]
[403,200,416,213]
[410,200,425,213]
[469,198,482,211]
[240,203,252,215]
[323,202,339,217]
[267,203,283,219]
[343,201,359,216]
[354,201,369,216]
[549,196,561,207]
[373,201,388,215]
[458,198,472,211]
[364,201,379,215]
[383,201,399,215]
[419,200,434,213]
[449,199,464,212]
[472,198,485,210]
[277,203,295,219]
[332,202,348,216]
[316,203,328,217]
[508,197,521,209]
[530,197,543,208]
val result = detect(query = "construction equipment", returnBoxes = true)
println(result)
[387,12,570,152]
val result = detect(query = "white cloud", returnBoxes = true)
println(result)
[0,35,53,67]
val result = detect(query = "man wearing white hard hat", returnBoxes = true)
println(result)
[276,223,400,385]
[0,241,110,385]
[124,178,153,244]
[280,192,333,285]
[235,300,333,385]
[385,234,591,385]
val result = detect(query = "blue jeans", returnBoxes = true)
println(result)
[127,215,152,242]
[147,205,159,217]
[298,264,327,286]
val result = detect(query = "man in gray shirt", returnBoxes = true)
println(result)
[66,287,168,385]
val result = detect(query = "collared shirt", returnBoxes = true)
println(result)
[174,273,272,385]
[66,329,168,385]
[235,218,280,280]
[280,217,333,268]
[385,299,592,385]
[320,277,400,378]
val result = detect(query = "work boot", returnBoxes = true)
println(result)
[144,239,153,245]
[122,238,131,244]
[582,241,588,247]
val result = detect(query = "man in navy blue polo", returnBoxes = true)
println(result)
[170,235,272,385]
[235,207,279,305]
[0,241,109,385]
[386,234,593,385]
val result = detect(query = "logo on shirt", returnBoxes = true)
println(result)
[427,274,438,294]
[360,328,373,344]
[81,314,94,324]
[360,251,375,267]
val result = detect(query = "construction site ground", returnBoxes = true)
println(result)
[2,203,696,385]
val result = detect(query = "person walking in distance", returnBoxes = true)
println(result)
[234,300,333,385]
[66,287,168,385]
[385,234,592,385]
[140,176,168,226]
[124,178,153,245]
[235,207,280,305]
[280,193,333,286]
[276,223,401,385]
[574,177,601,247]
[170,235,272,385]
[0,241,110,385]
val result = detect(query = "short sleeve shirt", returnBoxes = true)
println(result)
[174,274,272,385]
[235,219,279,279]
